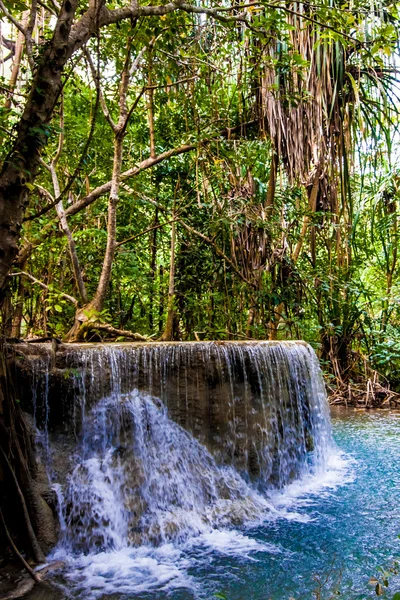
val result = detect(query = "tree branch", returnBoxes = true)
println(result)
[0,508,41,582]
[63,144,197,217]
[116,218,178,247]
[0,1,27,36]
[60,119,259,219]
[79,321,149,341]
[9,271,78,305]
[84,49,117,133]
[178,219,256,288]
[23,119,258,225]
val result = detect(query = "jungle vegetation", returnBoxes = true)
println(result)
[0,0,399,384]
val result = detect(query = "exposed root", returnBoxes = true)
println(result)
[0,509,40,584]
[327,378,400,408]
[70,321,149,342]
[0,446,45,563]
[1,578,35,600]
[326,349,400,408]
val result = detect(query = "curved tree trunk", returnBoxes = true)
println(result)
[91,136,123,313]
[65,136,122,340]
[0,0,79,293]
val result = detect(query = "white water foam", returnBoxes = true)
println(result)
[53,545,194,598]
[267,448,355,522]
[51,530,280,599]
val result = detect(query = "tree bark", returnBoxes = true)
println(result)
[149,207,159,330]
[0,0,79,293]
[11,262,26,338]
[265,152,277,214]
[44,99,88,303]
[66,44,131,339]
[47,164,88,303]
[91,135,123,312]
[147,50,156,159]
[292,167,321,264]
[159,217,176,341]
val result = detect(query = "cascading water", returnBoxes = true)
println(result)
[21,340,334,598]
[62,391,270,553]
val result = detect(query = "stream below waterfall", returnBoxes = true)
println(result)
[42,408,400,600]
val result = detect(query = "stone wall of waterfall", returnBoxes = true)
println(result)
[12,340,332,552]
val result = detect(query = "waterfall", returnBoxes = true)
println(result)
[62,391,270,552]
[22,341,332,555]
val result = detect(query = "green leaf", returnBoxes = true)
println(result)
[392,593,400,600]
[55,304,63,313]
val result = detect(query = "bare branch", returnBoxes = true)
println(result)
[52,94,64,165]
[0,508,41,583]
[9,271,78,305]
[79,321,149,341]
[24,119,258,222]
[48,0,60,11]
[145,75,197,91]
[117,218,178,247]
[64,144,197,217]
[37,0,58,16]
[25,0,38,68]
[4,12,28,111]
[0,1,27,36]
[178,219,256,288]
[84,49,117,132]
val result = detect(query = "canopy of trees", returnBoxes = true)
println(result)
[0,0,399,384]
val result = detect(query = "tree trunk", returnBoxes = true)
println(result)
[66,132,123,340]
[4,12,29,112]
[159,218,176,341]
[0,0,79,293]
[292,167,321,264]
[11,266,26,338]
[149,207,159,331]
[0,2,80,562]
[93,135,123,312]
[265,152,276,215]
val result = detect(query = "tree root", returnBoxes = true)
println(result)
[0,446,45,563]
[328,379,400,408]
[70,321,149,342]
[0,508,41,583]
